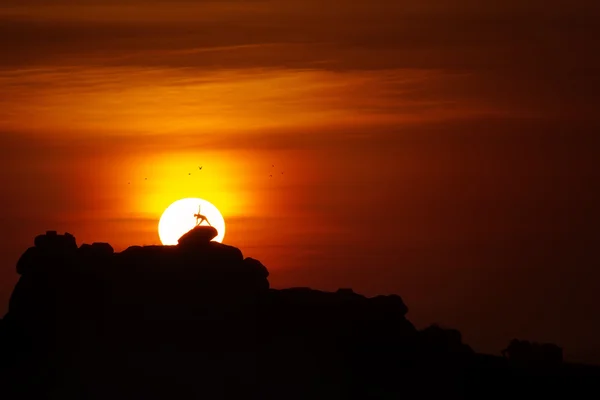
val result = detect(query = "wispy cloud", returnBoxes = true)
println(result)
[0,0,597,136]
[0,65,512,143]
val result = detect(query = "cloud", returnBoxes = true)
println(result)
[1,65,508,142]
[1,1,597,125]
[1,1,597,72]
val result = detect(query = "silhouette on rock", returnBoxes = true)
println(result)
[1,231,599,399]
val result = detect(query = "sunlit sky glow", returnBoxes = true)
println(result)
[158,198,226,245]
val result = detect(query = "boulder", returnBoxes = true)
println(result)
[79,242,114,259]
[92,242,114,255]
[177,226,218,247]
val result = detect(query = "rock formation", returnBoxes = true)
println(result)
[0,231,597,399]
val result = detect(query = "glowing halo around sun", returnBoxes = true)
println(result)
[158,198,226,245]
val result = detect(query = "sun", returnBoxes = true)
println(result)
[158,198,226,245]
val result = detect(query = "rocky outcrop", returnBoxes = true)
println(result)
[502,339,563,365]
[33,230,77,252]
[79,242,114,258]
[0,231,593,399]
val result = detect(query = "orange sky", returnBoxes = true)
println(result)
[1,0,599,362]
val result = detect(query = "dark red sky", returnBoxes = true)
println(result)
[1,1,599,362]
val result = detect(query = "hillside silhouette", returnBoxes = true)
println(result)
[1,230,599,399]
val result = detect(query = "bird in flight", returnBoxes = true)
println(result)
[199,166,203,170]
[269,174,272,178]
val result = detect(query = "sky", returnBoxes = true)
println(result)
[1,0,599,362]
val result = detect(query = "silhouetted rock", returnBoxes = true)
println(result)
[1,231,599,399]
[15,247,39,275]
[33,230,77,252]
[540,343,564,364]
[502,339,563,365]
[177,225,218,247]
[419,324,474,360]
[79,242,114,257]
[242,257,270,291]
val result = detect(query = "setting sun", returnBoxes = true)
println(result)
[158,198,226,245]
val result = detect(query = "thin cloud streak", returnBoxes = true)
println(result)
[1,1,597,118]
[0,66,505,138]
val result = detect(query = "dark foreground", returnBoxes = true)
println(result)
[1,231,599,399]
